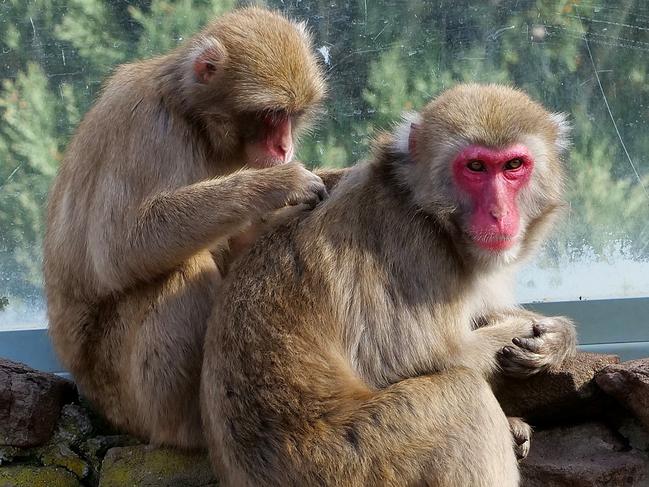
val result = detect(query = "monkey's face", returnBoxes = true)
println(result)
[401,84,569,264]
[188,7,326,169]
[241,110,296,168]
[450,143,534,253]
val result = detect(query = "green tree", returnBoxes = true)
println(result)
[1,0,649,322]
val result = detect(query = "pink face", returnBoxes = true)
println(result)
[245,113,294,169]
[451,144,534,252]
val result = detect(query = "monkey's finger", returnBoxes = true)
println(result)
[498,347,547,375]
[514,439,531,461]
[316,185,329,201]
[512,337,542,353]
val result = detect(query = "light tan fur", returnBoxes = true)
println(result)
[44,7,335,448]
[201,84,576,486]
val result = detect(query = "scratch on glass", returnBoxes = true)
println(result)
[576,7,649,252]
[2,164,22,187]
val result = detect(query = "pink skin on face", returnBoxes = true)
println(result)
[451,144,534,251]
[262,114,293,163]
[246,114,294,168]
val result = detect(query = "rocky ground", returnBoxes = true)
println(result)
[1,353,648,486]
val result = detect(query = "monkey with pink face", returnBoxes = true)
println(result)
[201,84,577,486]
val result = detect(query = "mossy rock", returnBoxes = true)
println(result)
[51,404,94,447]
[0,465,81,487]
[38,442,90,480]
[0,447,22,466]
[80,435,142,486]
[99,445,216,487]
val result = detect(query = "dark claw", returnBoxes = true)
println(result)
[501,346,516,357]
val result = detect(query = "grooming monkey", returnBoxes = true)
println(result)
[44,7,332,448]
[201,84,577,486]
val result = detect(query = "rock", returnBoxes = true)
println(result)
[596,359,649,430]
[0,446,21,466]
[38,442,90,480]
[495,353,620,425]
[617,417,649,452]
[80,435,142,486]
[99,445,216,487]
[0,465,81,487]
[50,403,94,447]
[0,358,76,447]
[521,422,649,486]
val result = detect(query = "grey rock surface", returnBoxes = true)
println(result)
[0,358,76,447]
[521,422,649,487]
[596,358,649,430]
[496,352,620,424]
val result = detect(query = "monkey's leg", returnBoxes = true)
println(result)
[470,309,577,377]
[206,367,518,487]
[124,253,219,448]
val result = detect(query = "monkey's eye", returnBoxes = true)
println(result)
[504,158,523,171]
[467,160,485,172]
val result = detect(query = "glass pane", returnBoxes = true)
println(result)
[1,1,648,331]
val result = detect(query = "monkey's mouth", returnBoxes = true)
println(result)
[470,232,516,251]
[249,155,291,169]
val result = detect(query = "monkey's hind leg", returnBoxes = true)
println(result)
[205,364,518,487]
[129,255,219,448]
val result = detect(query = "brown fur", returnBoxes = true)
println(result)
[44,7,334,448]
[201,84,576,486]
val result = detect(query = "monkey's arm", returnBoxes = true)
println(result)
[315,167,350,191]
[91,163,325,290]
[471,309,577,377]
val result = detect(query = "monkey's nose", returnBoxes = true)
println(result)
[490,206,508,220]
[267,118,293,162]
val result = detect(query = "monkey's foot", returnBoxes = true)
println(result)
[508,417,532,461]
[497,316,577,377]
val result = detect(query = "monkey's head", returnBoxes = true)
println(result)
[393,84,570,264]
[182,7,326,168]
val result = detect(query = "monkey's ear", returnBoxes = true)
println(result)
[550,112,571,153]
[393,112,422,160]
[193,39,227,84]
[408,123,419,156]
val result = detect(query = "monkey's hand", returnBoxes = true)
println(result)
[508,417,532,461]
[269,162,328,209]
[497,316,577,377]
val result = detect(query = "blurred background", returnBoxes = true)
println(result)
[1,0,648,330]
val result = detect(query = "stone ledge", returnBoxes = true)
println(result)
[99,445,215,487]
[521,422,649,486]
[2,354,649,486]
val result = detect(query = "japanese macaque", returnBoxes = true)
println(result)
[44,7,332,448]
[201,84,577,486]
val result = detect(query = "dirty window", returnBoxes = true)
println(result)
[1,1,648,330]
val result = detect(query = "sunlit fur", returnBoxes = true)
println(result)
[44,7,335,449]
[201,84,577,486]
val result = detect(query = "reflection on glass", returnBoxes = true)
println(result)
[1,1,648,329]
